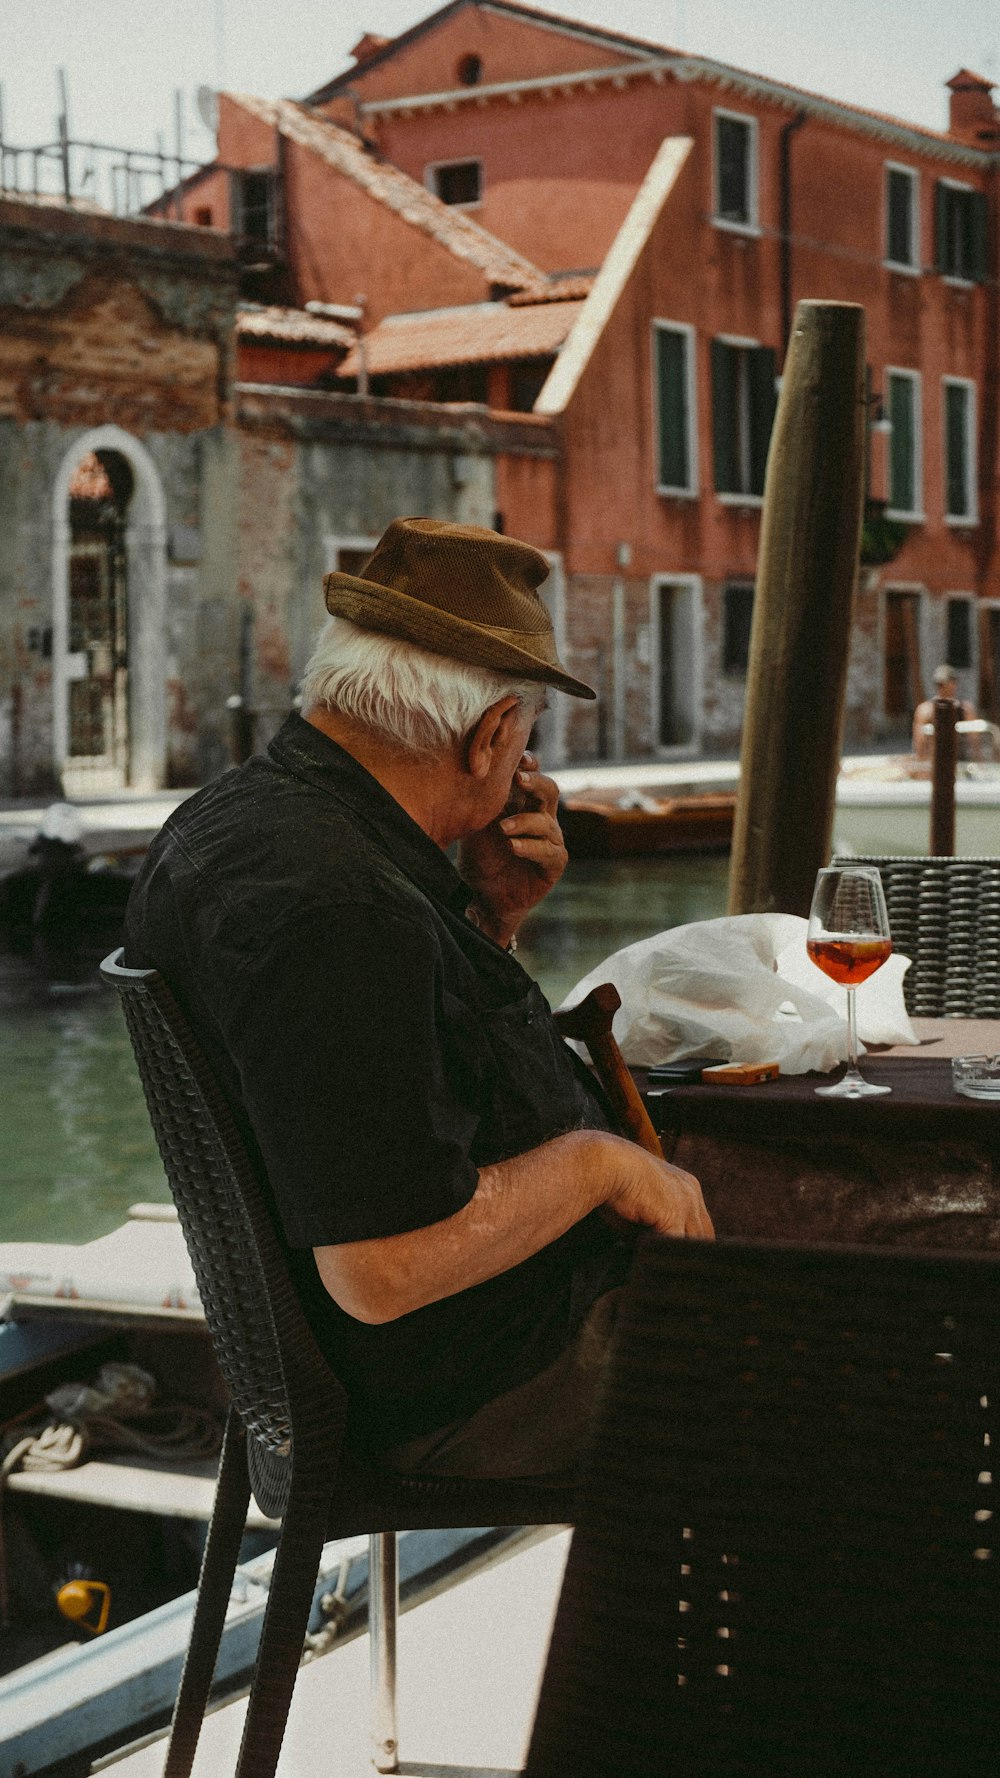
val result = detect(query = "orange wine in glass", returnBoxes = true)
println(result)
[807,865,893,1098]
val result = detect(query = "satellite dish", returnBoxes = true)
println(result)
[196,85,220,133]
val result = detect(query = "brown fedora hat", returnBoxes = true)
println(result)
[323,516,595,700]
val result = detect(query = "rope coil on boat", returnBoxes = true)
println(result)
[0,1362,223,1627]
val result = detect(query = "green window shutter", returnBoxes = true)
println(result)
[886,169,912,265]
[723,583,755,674]
[934,180,949,273]
[969,190,988,282]
[716,116,749,223]
[712,339,738,492]
[656,329,689,489]
[945,383,969,517]
[748,346,778,496]
[888,374,915,512]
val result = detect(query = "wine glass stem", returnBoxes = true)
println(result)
[846,986,859,1073]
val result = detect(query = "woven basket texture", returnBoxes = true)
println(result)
[832,855,1000,1018]
[526,1235,1000,1778]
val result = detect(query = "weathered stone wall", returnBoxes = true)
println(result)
[0,193,560,796]
[0,198,239,794]
[557,567,886,769]
[230,387,556,759]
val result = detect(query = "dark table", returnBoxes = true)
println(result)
[643,1020,1000,1251]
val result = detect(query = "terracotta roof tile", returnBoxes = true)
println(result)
[236,304,355,346]
[338,299,583,376]
[228,93,547,294]
[508,274,596,305]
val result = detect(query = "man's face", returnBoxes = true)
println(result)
[937,678,957,700]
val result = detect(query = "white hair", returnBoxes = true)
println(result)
[301,615,546,754]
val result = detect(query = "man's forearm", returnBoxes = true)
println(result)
[313,1128,710,1324]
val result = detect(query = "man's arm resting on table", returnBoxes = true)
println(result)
[313,1129,713,1325]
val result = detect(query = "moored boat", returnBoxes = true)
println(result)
[0,1208,541,1776]
[558,788,737,858]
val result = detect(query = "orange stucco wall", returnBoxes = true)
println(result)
[279,137,491,320]
[369,75,702,272]
[318,6,639,106]
[237,341,342,385]
[187,18,1000,751]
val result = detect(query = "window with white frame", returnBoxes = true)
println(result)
[885,164,919,270]
[886,368,922,519]
[652,577,700,747]
[713,111,758,231]
[326,534,378,577]
[426,159,482,206]
[943,378,977,523]
[653,321,697,495]
[934,179,988,282]
[711,338,777,498]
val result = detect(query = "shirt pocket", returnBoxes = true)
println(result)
[472,979,588,1161]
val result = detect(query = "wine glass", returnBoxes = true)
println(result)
[807,865,893,1099]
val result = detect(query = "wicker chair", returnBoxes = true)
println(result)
[524,1234,1000,1778]
[100,949,577,1778]
[831,854,1000,1017]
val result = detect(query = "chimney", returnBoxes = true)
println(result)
[946,69,1000,145]
[351,34,392,65]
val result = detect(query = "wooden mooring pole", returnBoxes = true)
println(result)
[728,301,867,917]
[930,696,958,855]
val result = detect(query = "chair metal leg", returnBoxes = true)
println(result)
[164,1408,251,1778]
[369,1531,400,1773]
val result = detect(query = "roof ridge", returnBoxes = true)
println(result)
[305,0,667,105]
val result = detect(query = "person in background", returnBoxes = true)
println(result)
[911,664,978,763]
[125,516,712,1481]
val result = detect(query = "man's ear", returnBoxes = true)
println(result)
[464,697,521,780]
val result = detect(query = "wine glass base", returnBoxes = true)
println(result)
[815,1071,891,1099]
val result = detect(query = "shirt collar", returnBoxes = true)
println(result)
[267,712,473,915]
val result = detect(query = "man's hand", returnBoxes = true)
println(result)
[458,752,568,945]
[605,1147,714,1240]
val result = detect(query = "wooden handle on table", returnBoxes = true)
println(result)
[554,983,664,1158]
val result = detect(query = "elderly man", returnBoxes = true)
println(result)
[125,517,710,1478]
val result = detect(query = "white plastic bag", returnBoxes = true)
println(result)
[560,913,915,1076]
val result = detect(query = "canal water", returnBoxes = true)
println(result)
[1,853,730,1244]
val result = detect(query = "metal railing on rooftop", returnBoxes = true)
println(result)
[0,134,206,219]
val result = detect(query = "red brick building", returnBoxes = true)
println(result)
[10,0,999,784]
[322,9,1000,762]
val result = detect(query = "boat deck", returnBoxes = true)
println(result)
[98,1527,571,1776]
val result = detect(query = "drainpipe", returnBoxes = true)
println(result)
[612,542,631,761]
[355,293,369,398]
[780,110,807,357]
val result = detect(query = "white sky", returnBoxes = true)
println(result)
[1,0,998,169]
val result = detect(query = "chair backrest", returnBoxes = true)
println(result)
[100,949,345,1516]
[832,853,1000,1017]
[525,1235,1000,1778]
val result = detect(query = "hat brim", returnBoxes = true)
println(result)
[324,571,596,700]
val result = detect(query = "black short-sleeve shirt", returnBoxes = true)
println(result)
[125,713,629,1453]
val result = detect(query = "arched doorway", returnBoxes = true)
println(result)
[52,426,167,792]
[62,449,132,790]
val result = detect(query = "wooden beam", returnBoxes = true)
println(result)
[728,300,866,917]
[930,695,958,856]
